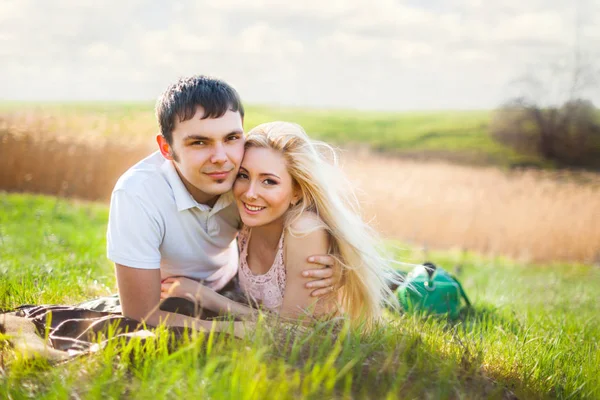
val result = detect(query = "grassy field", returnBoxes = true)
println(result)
[0,102,542,167]
[1,193,599,399]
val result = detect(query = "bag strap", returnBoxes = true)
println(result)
[452,277,472,307]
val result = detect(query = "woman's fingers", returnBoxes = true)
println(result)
[160,283,178,297]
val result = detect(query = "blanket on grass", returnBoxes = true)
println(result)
[0,293,243,363]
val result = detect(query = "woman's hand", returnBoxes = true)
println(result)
[195,320,255,339]
[233,320,255,339]
[161,278,259,319]
[160,277,203,300]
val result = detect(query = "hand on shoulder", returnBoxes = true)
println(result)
[280,212,333,317]
[285,212,330,271]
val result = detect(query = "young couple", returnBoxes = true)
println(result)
[107,75,395,336]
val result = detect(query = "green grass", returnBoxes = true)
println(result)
[0,102,545,168]
[1,193,599,399]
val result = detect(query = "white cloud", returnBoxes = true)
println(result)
[0,0,598,109]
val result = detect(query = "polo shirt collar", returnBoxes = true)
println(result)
[211,191,235,216]
[161,159,234,213]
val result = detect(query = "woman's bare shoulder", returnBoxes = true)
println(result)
[289,211,327,233]
[285,212,329,262]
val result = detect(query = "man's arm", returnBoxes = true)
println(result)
[160,276,257,318]
[115,263,204,327]
[108,187,195,327]
[117,262,255,338]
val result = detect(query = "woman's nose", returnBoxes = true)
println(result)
[245,182,258,200]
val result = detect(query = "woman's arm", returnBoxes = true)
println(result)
[160,277,257,318]
[153,313,253,339]
[280,215,332,319]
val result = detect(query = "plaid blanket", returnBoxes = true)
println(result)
[1,292,243,362]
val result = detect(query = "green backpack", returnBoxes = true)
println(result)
[396,262,471,319]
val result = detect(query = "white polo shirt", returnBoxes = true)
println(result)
[107,151,241,290]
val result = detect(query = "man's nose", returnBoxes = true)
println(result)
[211,142,227,164]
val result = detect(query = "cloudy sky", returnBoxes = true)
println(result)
[1,0,599,110]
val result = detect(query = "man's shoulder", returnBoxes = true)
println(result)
[113,151,169,195]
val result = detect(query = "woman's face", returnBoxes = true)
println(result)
[233,147,299,228]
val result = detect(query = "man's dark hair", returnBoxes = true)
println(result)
[155,75,245,144]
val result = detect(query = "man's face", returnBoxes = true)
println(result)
[157,106,245,205]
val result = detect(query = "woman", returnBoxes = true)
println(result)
[161,122,396,331]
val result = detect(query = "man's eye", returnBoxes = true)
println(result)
[192,141,205,146]
[227,135,240,142]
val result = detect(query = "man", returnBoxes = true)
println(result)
[107,75,335,327]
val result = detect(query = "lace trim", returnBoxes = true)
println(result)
[238,226,286,310]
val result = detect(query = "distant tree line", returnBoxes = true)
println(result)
[491,9,600,170]
[490,98,600,169]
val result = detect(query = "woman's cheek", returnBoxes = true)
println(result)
[232,180,245,198]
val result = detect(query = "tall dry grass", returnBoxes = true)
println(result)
[1,111,599,263]
[343,152,600,263]
[0,112,154,202]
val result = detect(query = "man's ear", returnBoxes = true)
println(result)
[156,134,174,161]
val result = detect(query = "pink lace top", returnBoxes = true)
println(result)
[237,226,286,311]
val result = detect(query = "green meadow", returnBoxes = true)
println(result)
[0,102,543,168]
[1,193,598,399]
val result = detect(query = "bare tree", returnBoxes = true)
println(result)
[490,2,600,169]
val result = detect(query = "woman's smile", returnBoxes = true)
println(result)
[243,202,266,214]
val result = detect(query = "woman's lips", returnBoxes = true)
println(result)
[242,202,266,215]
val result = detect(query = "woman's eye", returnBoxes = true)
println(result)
[237,173,249,179]
[263,179,277,185]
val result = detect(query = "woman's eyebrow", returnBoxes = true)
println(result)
[238,167,280,180]
[259,173,281,179]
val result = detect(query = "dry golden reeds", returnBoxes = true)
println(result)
[0,112,154,202]
[1,111,599,263]
[343,152,600,263]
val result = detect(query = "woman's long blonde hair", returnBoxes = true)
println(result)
[245,121,397,326]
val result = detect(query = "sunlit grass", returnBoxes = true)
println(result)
[1,193,599,399]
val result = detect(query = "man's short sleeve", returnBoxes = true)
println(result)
[107,189,163,269]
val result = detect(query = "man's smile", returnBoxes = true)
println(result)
[204,170,232,180]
